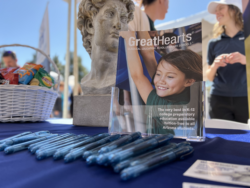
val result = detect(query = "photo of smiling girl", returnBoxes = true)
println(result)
[120,31,202,134]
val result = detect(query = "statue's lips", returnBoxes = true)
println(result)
[110,32,119,38]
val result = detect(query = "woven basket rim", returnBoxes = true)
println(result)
[0,84,58,94]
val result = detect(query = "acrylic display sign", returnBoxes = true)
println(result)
[109,22,205,142]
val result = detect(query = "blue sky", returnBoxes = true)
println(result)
[0,0,212,73]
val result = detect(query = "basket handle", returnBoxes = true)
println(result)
[0,44,60,91]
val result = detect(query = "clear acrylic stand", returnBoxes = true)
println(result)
[109,81,206,142]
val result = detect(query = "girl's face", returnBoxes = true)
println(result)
[153,61,191,97]
[215,4,232,26]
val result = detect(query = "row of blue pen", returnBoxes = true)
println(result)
[0,131,194,180]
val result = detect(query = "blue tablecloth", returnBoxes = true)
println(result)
[0,120,250,188]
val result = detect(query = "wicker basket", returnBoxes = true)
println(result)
[0,44,60,122]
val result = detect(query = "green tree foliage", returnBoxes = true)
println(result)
[28,53,37,64]
[0,50,4,68]
[52,52,88,82]
[69,52,88,82]
[52,55,65,76]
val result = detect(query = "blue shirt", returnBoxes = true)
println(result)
[207,31,247,97]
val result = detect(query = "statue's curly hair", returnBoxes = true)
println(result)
[77,0,135,56]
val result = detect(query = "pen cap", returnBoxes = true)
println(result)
[130,132,141,140]
[155,134,173,145]
[92,133,109,137]
[44,134,58,138]
[75,134,88,139]
[108,134,121,142]
[33,131,50,135]
[94,133,109,139]
[173,146,193,160]
[87,135,120,149]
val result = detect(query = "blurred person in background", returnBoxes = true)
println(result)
[206,0,248,123]
[128,2,150,31]
[70,84,82,118]
[140,0,169,30]
[53,81,64,118]
[2,51,19,68]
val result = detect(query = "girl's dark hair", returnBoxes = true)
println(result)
[141,0,156,6]
[152,50,202,83]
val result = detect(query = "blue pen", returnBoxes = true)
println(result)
[86,137,147,165]
[114,141,190,172]
[53,136,94,160]
[29,133,78,153]
[98,132,141,154]
[38,133,98,151]
[4,131,51,145]
[85,137,141,166]
[37,134,87,151]
[0,131,50,146]
[33,131,51,134]
[28,133,74,153]
[30,135,82,154]
[120,146,194,180]
[35,135,88,156]
[0,132,32,144]
[28,133,74,149]
[65,134,120,163]
[114,143,177,172]
[86,154,99,165]
[96,135,158,165]
[129,141,190,166]
[0,133,52,150]
[4,134,58,154]
[53,133,109,160]
[108,134,173,164]
[36,136,89,160]
[82,142,111,160]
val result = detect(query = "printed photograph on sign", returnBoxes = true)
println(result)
[109,23,205,141]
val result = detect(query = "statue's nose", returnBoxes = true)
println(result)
[114,22,121,30]
[113,15,121,30]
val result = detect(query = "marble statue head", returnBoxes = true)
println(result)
[77,0,135,56]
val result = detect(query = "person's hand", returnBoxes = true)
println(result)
[227,52,246,65]
[212,54,229,69]
[119,31,136,42]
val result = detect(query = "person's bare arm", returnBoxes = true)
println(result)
[206,65,219,82]
[137,31,157,78]
[120,31,154,103]
[206,54,228,81]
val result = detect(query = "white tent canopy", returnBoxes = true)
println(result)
[68,75,75,88]
[156,10,216,30]
[50,71,64,83]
